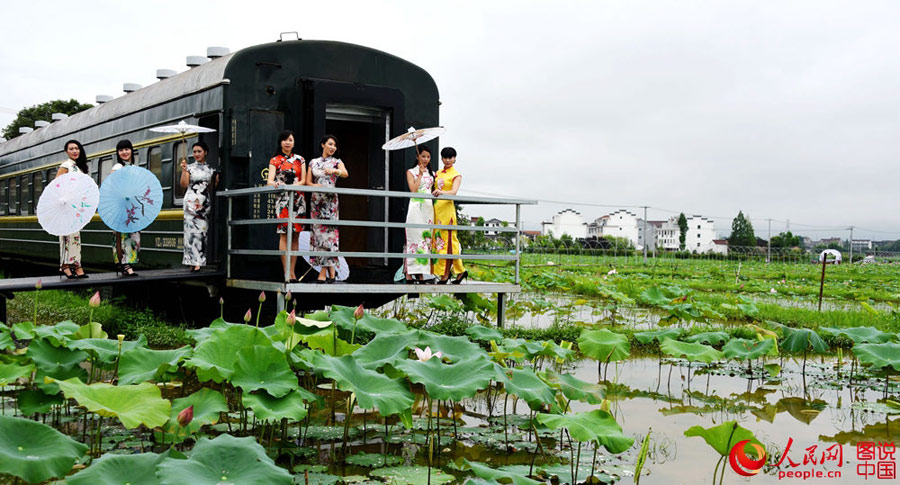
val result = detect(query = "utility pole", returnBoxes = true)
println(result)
[849,226,854,263]
[766,219,772,264]
[642,205,648,264]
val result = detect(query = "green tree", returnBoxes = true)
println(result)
[728,211,756,247]
[677,213,688,250]
[3,99,93,140]
[770,231,802,248]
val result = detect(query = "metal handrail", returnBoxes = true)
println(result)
[220,185,536,284]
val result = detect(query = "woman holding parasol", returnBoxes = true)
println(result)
[109,139,140,276]
[55,140,90,278]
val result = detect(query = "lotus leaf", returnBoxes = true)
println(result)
[118,345,192,385]
[345,452,403,467]
[369,466,454,485]
[500,366,558,411]
[427,294,464,313]
[639,287,671,306]
[27,337,88,375]
[577,329,631,362]
[11,321,34,340]
[31,320,80,346]
[633,328,684,345]
[71,321,107,340]
[156,434,292,485]
[684,331,729,345]
[417,331,487,363]
[186,317,240,342]
[466,325,503,342]
[535,409,634,453]
[777,397,826,425]
[230,344,298,397]
[781,328,828,354]
[852,342,900,371]
[821,326,897,344]
[17,389,63,416]
[312,353,414,425]
[352,331,419,370]
[67,449,176,485]
[304,331,362,357]
[184,325,274,382]
[52,377,171,428]
[501,338,547,359]
[0,362,33,386]
[684,420,763,457]
[460,293,497,314]
[537,340,576,361]
[463,459,541,485]
[722,338,775,361]
[0,414,88,483]
[67,334,148,365]
[242,389,309,422]
[537,370,605,404]
[659,338,723,363]
[161,388,228,442]
[395,356,494,401]
[331,304,408,335]
[0,329,13,351]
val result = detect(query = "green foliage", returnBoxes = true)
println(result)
[161,389,228,442]
[659,338,723,363]
[117,345,192,385]
[369,465,454,485]
[498,366,559,411]
[67,450,174,485]
[242,389,309,422]
[852,343,900,371]
[684,420,763,457]
[722,338,775,361]
[0,415,88,483]
[396,355,495,401]
[2,99,92,140]
[678,213,688,250]
[577,329,631,362]
[770,231,803,248]
[52,377,171,429]
[728,211,756,247]
[535,409,634,452]
[156,434,293,485]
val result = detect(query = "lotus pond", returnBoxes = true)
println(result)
[0,257,898,484]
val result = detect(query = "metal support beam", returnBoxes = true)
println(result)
[0,294,7,325]
[497,293,506,329]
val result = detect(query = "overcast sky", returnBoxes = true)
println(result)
[2,0,898,239]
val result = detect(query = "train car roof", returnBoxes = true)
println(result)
[0,40,436,159]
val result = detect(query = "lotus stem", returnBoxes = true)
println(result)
[255,300,262,327]
[574,441,582,485]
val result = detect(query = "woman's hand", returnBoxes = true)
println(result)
[432,188,443,197]
[180,159,188,171]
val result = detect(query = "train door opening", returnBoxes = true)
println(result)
[323,104,389,270]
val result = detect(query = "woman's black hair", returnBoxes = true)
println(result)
[274,130,295,157]
[320,134,338,157]
[63,139,89,174]
[115,139,134,164]
[192,140,209,153]
[440,146,457,159]
[415,146,435,180]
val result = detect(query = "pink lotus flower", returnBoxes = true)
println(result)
[285,291,292,301]
[89,291,101,308]
[607,268,618,275]
[354,304,365,320]
[414,346,442,362]
[770,288,777,294]
[740,284,744,289]
[286,310,296,326]
[177,405,194,427]
[35,279,42,290]
[258,291,266,303]
[243,309,252,323]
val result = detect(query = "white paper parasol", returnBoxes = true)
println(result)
[149,121,216,161]
[298,231,350,281]
[37,172,100,236]
[382,126,446,152]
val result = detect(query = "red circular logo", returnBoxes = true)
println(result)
[729,440,767,476]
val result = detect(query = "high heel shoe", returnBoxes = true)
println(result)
[122,264,138,277]
[326,277,336,284]
[451,271,469,285]
[436,278,449,285]
[60,265,76,280]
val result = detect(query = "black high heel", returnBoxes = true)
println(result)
[122,264,138,277]
[451,271,469,285]
[436,278,449,285]
[60,265,76,280]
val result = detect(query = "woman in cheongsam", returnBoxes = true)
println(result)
[179,141,217,271]
[109,139,140,276]
[305,134,348,283]
[404,146,435,283]
[267,130,306,283]
[432,146,467,284]
[55,139,90,279]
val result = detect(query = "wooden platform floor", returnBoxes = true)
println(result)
[227,279,520,294]
[0,268,223,293]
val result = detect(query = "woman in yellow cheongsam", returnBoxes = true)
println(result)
[432,147,467,284]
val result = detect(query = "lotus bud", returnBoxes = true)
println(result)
[117,334,125,343]
[243,309,252,323]
[177,405,194,427]
[258,291,266,303]
[35,279,42,290]
[285,291,292,301]
[354,304,364,320]
[219,297,224,305]
[89,291,101,308]
[286,310,296,326]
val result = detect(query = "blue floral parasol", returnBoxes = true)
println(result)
[98,166,163,233]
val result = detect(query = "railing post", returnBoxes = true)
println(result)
[515,204,521,285]
[226,196,232,279]
[285,189,293,284]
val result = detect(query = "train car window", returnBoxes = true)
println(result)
[9,177,18,215]
[32,172,44,213]
[0,179,7,215]
[89,159,100,184]
[46,169,55,187]
[99,156,114,182]
[132,150,140,167]
[148,146,162,181]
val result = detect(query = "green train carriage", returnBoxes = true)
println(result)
[0,39,440,283]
